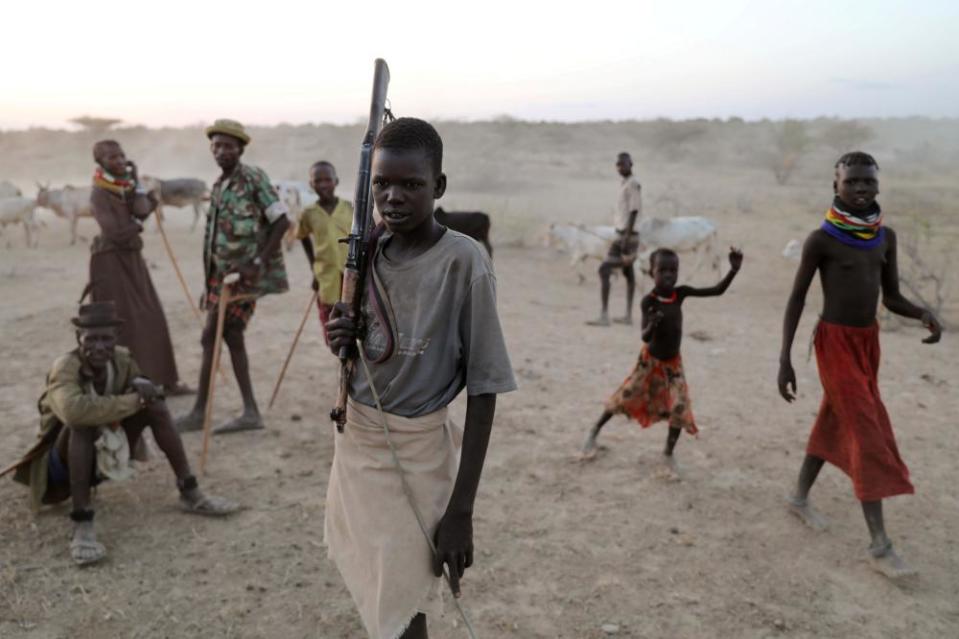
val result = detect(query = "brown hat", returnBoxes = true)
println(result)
[205,118,250,145]
[72,301,124,328]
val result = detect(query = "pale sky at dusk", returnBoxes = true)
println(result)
[3,0,957,129]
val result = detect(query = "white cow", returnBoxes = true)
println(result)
[0,196,39,248]
[547,216,720,283]
[36,184,93,245]
[544,223,619,283]
[274,180,313,251]
[636,216,721,278]
[1,181,22,198]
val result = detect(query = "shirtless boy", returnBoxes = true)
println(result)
[778,151,942,579]
[582,247,743,478]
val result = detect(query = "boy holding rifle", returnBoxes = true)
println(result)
[325,117,516,639]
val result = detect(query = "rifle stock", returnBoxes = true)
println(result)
[331,58,390,431]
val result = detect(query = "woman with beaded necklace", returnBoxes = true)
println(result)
[87,140,191,395]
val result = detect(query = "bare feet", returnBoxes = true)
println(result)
[581,430,600,460]
[786,494,829,531]
[213,412,265,435]
[654,454,682,482]
[868,544,918,580]
[612,316,633,325]
[70,522,106,566]
[175,410,204,433]
[586,314,611,327]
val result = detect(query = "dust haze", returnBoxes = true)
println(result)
[1,117,957,637]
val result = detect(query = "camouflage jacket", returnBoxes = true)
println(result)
[204,163,289,298]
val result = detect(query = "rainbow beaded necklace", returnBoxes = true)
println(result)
[821,197,884,249]
[93,167,136,196]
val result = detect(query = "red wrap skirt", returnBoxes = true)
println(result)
[807,320,913,502]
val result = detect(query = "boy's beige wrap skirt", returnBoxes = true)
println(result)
[325,398,461,639]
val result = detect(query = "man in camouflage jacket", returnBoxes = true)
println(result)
[176,119,291,434]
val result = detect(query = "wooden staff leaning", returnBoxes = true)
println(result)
[268,290,318,410]
[199,274,256,473]
[151,188,229,386]
[153,206,203,323]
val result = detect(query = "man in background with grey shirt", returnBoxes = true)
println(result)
[325,117,516,639]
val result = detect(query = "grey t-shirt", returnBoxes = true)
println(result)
[350,229,517,417]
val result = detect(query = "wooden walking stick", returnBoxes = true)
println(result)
[268,290,318,410]
[153,205,229,385]
[154,204,203,323]
[198,274,256,474]
[199,274,233,474]
[1,427,61,478]
[0,459,26,479]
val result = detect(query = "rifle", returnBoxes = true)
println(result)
[331,58,391,432]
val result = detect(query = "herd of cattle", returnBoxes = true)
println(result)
[0,178,495,251]
[0,178,208,246]
[0,177,721,282]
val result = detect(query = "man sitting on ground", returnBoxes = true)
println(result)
[10,302,239,566]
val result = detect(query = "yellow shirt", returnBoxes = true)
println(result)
[296,198,353,303]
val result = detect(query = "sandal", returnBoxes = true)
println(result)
[70,538,107,566]
[213,415,265,435]
[179,493,240,517]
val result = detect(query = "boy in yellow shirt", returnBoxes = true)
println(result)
[297,161,353,344]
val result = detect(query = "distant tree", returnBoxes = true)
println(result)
[770,120,812,185]
[69,116,123,134]
[820,119,875,157]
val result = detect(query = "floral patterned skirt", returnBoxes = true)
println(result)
[605,345,697,435]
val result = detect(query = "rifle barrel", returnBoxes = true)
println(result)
[332,59,391,428]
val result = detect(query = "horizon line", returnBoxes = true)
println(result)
[2,114,958,133]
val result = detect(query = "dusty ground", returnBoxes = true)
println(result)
[1,119,958,637]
